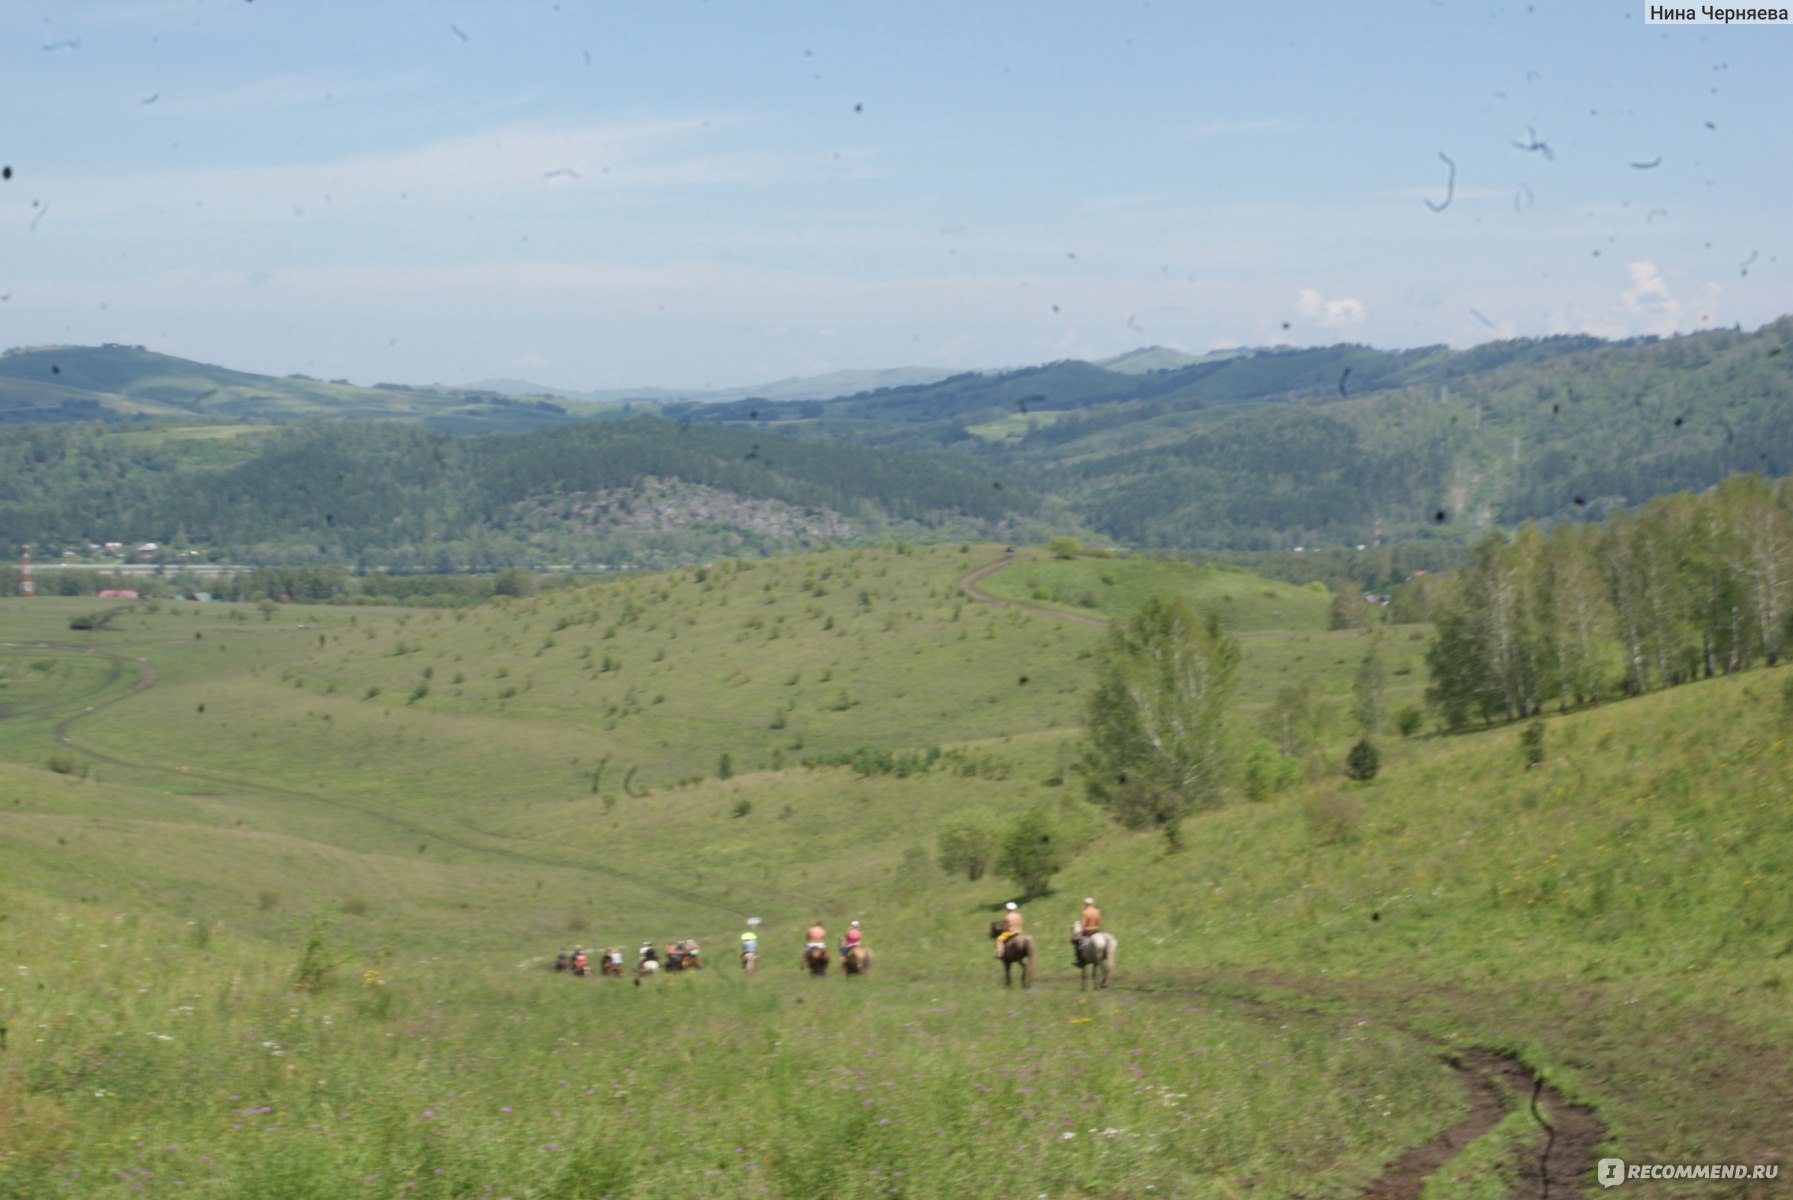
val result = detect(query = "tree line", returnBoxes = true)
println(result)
[1424,473,1793,727]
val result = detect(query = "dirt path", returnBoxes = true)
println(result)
[1358,1046,1602,1200]
[957,552,1111,627]
[1122,976,1604,1198]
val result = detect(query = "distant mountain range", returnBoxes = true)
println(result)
[459,365,969,406]
[5,324,1793,560]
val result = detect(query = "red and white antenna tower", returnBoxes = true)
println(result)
[20,544,34,597]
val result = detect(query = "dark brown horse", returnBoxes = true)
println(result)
[841,945,872,977]
[803,945,829,976]
[990,919,1035,989]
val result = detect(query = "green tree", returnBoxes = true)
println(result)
[996,807,1064,900]
[1265,681,1324,758]
[1352,644,1386,735]
[1328,581,1373,630]
[1078,595,1240,836]
[937,807,1002,882]
[492,568,537,597]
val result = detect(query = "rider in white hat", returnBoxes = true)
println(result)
[1076,897,1103,966]
[994,901,1024,957]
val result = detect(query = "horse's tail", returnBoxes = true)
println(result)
[1104,935,1116,969]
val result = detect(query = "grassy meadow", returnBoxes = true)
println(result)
[1,543,1789,1197]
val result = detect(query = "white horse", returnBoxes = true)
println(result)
[1071,922,1116,990]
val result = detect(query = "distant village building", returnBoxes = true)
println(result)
[98,589,140,600]
[136,542,159,559]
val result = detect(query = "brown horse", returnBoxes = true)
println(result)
[599,949,623,977]
[841,945,872,977]
[990,919,1035,989]
[803,945,829,976]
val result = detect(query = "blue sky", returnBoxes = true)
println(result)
[4,2,1789,390]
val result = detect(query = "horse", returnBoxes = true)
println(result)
[599,949,623,977]
[841,945,872,977]
[803,945,830,976]
[1070,922,1116,991]
[636,957,660,978]
[741,948,758,976]
[990,919,1035,989]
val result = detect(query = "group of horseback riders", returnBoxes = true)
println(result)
[993,896,1104,967]
[554,946,623,976]
[554,898,1107,982]
[554,939,701,976]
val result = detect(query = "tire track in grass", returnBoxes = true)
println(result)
[33,644,797,920]
[1120,976,1603,1198]
[0,639,137,722]
[958,552,1112,627]
[1358,1047,1601,1200]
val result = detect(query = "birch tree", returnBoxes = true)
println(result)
[1079,596,1240,837]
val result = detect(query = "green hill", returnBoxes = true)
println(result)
[0,420,1064,570]
[1,543,1789,1194]
[0,344,578,432]
[681,320,1793,552]
[14,325,1793,568]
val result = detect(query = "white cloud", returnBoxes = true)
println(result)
[1295,287,1366,329]
[1619,260,1681,332]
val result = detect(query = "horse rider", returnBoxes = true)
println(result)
[805,919,826,958]
[741,918,760,961]
[638,941,659,967]
[994,901,1023,957]
[839,920,863,962]
[571,946,590,976]
[683,937,700,965]
[1074,897,1102,966]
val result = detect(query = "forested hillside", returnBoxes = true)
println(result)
[683,319,1793,551]
[8,321,1793,565]
[0,420,1058,570]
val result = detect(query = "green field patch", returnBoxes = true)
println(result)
[976,550,1331,631]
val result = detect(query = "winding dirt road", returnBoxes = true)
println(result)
[957,551,1111,627]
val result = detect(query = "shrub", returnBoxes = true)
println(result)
[1396,705,1424,737]
[1345,737,1380,782]
[937,807,1001,881]
[1303,790,1364,845]
[1242,739,1301,802]
[1520,719,1546,769]
[292,916,339,991]
[996,807,1065,899]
